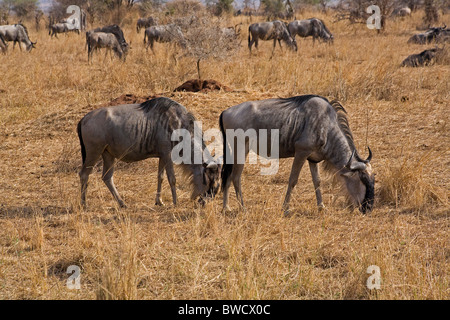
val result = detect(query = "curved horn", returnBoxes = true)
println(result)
[365,146,372,163]
[345,150,356,169]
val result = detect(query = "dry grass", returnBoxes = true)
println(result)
[0,9,448,300]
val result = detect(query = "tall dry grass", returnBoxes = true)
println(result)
[0,9,448,300]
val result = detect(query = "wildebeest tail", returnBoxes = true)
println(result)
[219,112,232,191]
[77,119,86,165]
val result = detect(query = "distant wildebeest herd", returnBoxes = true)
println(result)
[0,13,447,67]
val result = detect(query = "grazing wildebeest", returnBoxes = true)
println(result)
[77,97,221,208]
[248,20,297,55]
[92,25,129,55]
[407,25,446,44]
[0,24,36,51]
[49,22,80,38]
[288,18,333,45]
[220,95,374,215]
[143,24,186,53]
[401,48,444,67]
[86,31,126,62]
[136,17,158,33]
[0,33,7,53]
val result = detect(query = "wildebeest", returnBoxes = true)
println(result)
[86,31,126,62]
[0,24,36,51]
[220,95,374,215]
[136,17,158,33]
[91,25,129,55]
[77,97,221,208]
[143,24,186,53]
[49,22,80,38]
[0,33,7,54]
[248,20,297,55]
[401,48,444,67]
[288,18,333,45]
[407,25,446,44]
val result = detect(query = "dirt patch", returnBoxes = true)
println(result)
[174,79,232,93]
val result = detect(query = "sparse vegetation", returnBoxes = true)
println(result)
[0,5,448,300]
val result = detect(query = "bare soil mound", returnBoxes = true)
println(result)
[174,79,232,93]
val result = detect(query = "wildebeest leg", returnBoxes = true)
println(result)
[278,39,283,50]
[79,149,103,209]
[231,141,249,210]
[282,151,309,216]
[155,158,166,206]
[271,39,277,58]
[222,141,249,212]
[232,163,246,210]
[102,151,127,208]
[164,158,177,205]
[309,161,325,211]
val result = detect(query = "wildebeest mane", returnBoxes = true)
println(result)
[15,23,29,37]
[138,97,196,131]
[318,19,332,38]
[329,99,357,153]
[280,95,357,153]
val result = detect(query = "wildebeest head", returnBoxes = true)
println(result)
[26,40,36,52]
[202,162,222,199]
[340,148,375,213]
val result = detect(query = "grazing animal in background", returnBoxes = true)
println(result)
[86,31,126,62]
[143,24,186,53]
[248,20,297,55]
[136,17,158,33]
[401,48,444,67]
[288,18,334,45]
[220,95,374,215]
[49,22,80,38]
[77,97,221,208]
[91,25,129,55]
[407,25,446,44]
[0,33,7,53]
[0,24,36,51]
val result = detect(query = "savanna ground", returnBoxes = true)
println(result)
[0,8,448,300]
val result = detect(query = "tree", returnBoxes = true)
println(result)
[0,0,37,20]
[171,9,240,79]
[423,0,439,25]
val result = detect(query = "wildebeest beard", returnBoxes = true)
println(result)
[360,171,375,213]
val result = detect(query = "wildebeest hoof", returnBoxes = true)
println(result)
[119,202,128,209]
[318,204,325,212]
[283,209,293,218]
[197,197,206,207]
[222,206,232,213]
[155,200,165,206]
